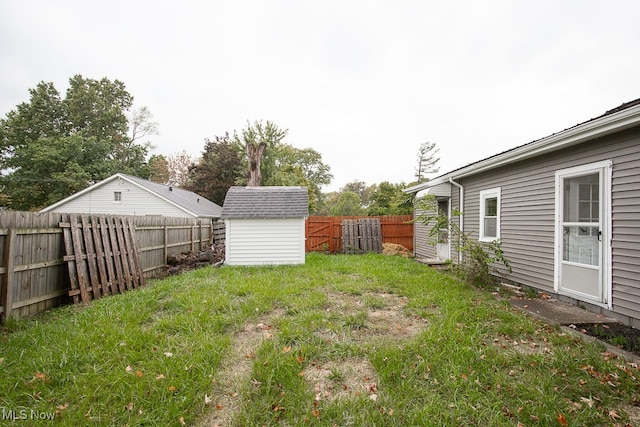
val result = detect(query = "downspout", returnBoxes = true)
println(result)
[449,177,464,264]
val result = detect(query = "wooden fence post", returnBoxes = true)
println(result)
[2,229,17,320]
[191,225,195,252]
[163,222,168,265]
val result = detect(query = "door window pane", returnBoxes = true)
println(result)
[563,226,599,266]
[563,174,599,222]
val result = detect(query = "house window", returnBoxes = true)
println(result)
[479,188,501,241]
[113,191,122,203]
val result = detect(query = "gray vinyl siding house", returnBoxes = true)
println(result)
[41,173,222,220]
[221,186,309,266]
[406,99,640,327]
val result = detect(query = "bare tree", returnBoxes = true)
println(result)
[415,142,440,183]
[167,150,196,186]
[234,121,287,186]
[129,106,159,145]
[246,141,267,186]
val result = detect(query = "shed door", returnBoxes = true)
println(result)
[555,162,611,306]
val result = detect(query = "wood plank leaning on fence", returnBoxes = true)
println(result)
[61,214,144,304]
[341,218,383,254]
[306,215,413,254]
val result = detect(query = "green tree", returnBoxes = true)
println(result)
[0,75,153,210]
[231,120,332,212]
[341,180,374,209]
[184,133,243,206]
[2,135,115,209]
[267,144,332,213]
[328,191,366,216]
[367,181,414,215]
[0,82,66,157]
[64,75,132,143]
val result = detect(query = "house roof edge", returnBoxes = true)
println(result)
[405,100,640,194]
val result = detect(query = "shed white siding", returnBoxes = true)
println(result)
[48,180,191,218]
[224,218,305,266]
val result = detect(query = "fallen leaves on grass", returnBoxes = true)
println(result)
[580,396,596,408]
[608,409,622,420]
[557,412,568,426]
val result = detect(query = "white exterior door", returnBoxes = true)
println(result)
[555,161,611,307]
[436,200,450,260]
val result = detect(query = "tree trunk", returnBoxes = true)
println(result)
[246,142,267,186]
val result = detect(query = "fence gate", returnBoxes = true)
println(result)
[341,218,383,254]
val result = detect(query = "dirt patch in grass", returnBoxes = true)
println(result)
[302,358,380,403]
[198,310,283,427]
[198,291,425,425]
[322,291,428,342]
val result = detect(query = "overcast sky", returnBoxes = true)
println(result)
[2,1,640,191]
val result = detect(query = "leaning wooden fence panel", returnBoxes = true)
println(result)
[357,218,383,253]
[341,218,383,254]
[61,214,145,304]
[1,211,213,321]
[341,220,360,254]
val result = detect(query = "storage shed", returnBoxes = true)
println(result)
[221,186,309,265]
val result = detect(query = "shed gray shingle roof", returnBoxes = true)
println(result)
[221,186,309,219]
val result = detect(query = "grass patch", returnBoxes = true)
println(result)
[1,253,639,426]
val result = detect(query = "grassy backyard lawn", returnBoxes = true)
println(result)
[1,253,638,426]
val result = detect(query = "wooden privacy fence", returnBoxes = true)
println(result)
[305,215,413,254]
[1,211,214,320]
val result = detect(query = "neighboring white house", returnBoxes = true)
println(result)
[221,186,309,266]
[41,173,222,219]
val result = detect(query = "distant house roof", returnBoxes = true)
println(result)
[221,186,309,219]
[122,174,222,217]
[41,173,222,218]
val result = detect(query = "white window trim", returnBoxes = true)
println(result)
[113,191,122,203]
[479,187,501,242]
